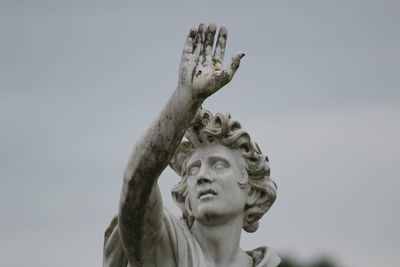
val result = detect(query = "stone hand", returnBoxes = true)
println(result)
[178,23,244,100]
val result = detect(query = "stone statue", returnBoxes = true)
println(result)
[103,23,280,267]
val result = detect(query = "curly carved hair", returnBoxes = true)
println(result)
[169,109,277,233]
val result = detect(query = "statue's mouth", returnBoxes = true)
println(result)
[198,188,217,199]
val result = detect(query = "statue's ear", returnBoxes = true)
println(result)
[169,141,193,176]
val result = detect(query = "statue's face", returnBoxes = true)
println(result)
[185,143,249,224]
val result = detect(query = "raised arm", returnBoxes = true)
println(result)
[118,23,244,265]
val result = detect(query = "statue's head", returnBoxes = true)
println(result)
[170,109,277,233]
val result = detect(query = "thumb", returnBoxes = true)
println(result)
[214,52,245,85]
[226,52,245,81]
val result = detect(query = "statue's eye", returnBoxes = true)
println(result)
[189,166,200,176]
[214,161,228,170]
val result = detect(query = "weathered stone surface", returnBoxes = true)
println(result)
[103,24,280,267]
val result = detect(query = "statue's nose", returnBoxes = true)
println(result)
[196,167,213,185]
[196,176,212,185]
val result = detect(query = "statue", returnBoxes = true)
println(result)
[103,23,280,267]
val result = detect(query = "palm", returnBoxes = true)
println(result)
[178,24,244,99]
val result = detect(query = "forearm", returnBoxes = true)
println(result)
[123,85,201,185]
[118,85,202,262]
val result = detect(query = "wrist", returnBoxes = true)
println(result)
[175,85,205,105]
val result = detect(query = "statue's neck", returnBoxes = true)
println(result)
[190,214,251,267]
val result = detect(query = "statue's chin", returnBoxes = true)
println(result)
[194,206,243,226]
[193,205,223,224]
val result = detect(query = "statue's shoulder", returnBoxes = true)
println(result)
[246,246,281,267]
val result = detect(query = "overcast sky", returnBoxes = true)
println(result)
[1,1,399,267]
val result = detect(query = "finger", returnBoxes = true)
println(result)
[215,52,245,84]
[226,52,245,79]
[203,23,216,65]
[213,26,228,63]
[193,23,206,57]
[182,28,197,55]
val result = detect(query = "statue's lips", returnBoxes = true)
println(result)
[197,188,218,199]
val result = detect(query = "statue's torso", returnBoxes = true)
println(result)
[103,209,280,267]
